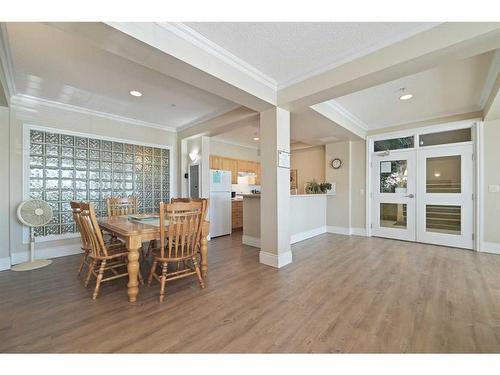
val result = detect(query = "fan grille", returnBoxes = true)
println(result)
[18,199,53,227]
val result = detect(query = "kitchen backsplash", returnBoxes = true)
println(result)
[231,184,261,194]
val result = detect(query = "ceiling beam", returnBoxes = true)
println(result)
[47,22,275,112]
[484,73,500,120]
[178,106,259,140]
[47,22,276,111]
[278,23,500,110]
[310,102,367,140]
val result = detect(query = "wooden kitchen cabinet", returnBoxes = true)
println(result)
[210,155,261,185]
[231,200,243,229]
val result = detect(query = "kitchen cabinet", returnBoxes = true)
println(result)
[231,200,243,229]
[210,155,261,185]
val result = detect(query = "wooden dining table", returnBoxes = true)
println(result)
[97,216,210,303]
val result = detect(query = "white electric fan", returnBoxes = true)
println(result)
[13,199,54,271]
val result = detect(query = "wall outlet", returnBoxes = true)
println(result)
[488,185,500,193]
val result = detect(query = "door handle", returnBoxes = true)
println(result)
[404,194,415,198]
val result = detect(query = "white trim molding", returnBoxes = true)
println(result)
[480,242,500,255]
[158,23,278,91]
[290,226,327,244]
[0,23,16,100]
[0,257,11,271]
[351,227,367,236]
[11,94,177,133]
[310,102,367,140]
[242,235,260,248]
[10,243,83,266]
[326,226,351,236]
[259,250,293,269]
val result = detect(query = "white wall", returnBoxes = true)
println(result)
[210,139,260,161]
[324,140,366,234]
[325,141,351,229]
[7,104,177,266]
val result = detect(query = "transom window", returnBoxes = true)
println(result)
[28,128,170,237]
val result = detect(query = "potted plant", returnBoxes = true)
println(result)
[320,182,332,194]
[305,180,333,194]
[305,179,322,194]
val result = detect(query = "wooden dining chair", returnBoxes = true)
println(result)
[71,201,92,275]
[106,196,139,216]
[79,202,143,300]
[148,201,205,302]
[71,201,124,276]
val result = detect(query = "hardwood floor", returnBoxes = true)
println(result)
[1,232,500,353]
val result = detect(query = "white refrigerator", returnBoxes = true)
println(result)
[209,169,232,237]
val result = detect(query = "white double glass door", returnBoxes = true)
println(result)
[372,144,473,249]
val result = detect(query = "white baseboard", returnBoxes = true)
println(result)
[351,227,367,236]
[481,241,500,255]
[290,226,327,244]
[0,257,11,271]
[259,250,293,268]
[10,244,83,266]
[326,226,350,235]
[242,235,261,248]
[326,226,367,236]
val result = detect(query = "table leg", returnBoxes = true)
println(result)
[127,236,141,302]
[200,221,209,278]
[201,237,208,278]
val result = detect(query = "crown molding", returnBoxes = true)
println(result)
[479,49,500,108]
[0,23,16,100]
[325,100,369,131]
[277,23,441,90]
[159,23,278,91]
[211,137,259,151]
[176,104,241,133]
[11,94,177,133]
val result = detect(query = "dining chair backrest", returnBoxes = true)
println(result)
[159,201,203,260]
[80,202,109,258]
[170,197,209,221]
[106,196,138,217]
[70,201,90,250]
[170,197,191,203]
[191,198,209,221]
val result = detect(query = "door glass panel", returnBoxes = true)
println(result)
[426,155,461,193]
[419,128,471,147]
[374,136,414,152]
[380,160,408,193]
[380,203,407,229]
[426,205,461,235]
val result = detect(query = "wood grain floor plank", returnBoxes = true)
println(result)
[1,232,500,353]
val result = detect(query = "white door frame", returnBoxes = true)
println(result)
[365,118,482,251]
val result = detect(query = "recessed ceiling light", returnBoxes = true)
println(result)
[399,93,413,101]
[130,90,142,97]
[253,137,260,141]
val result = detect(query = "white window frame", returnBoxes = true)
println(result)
[365,118,482,251]
[22,123,176,244]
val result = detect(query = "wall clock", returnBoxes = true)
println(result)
[331,158,342,169]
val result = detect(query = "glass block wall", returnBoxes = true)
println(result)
[28,128,170,237]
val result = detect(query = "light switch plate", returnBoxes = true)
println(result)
[489,185,500,193]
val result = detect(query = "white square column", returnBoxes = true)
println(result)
[259,107,292,268]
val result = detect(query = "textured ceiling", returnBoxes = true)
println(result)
[332,51,495,129]
[6,23,238,128]
[183,22,439,87]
